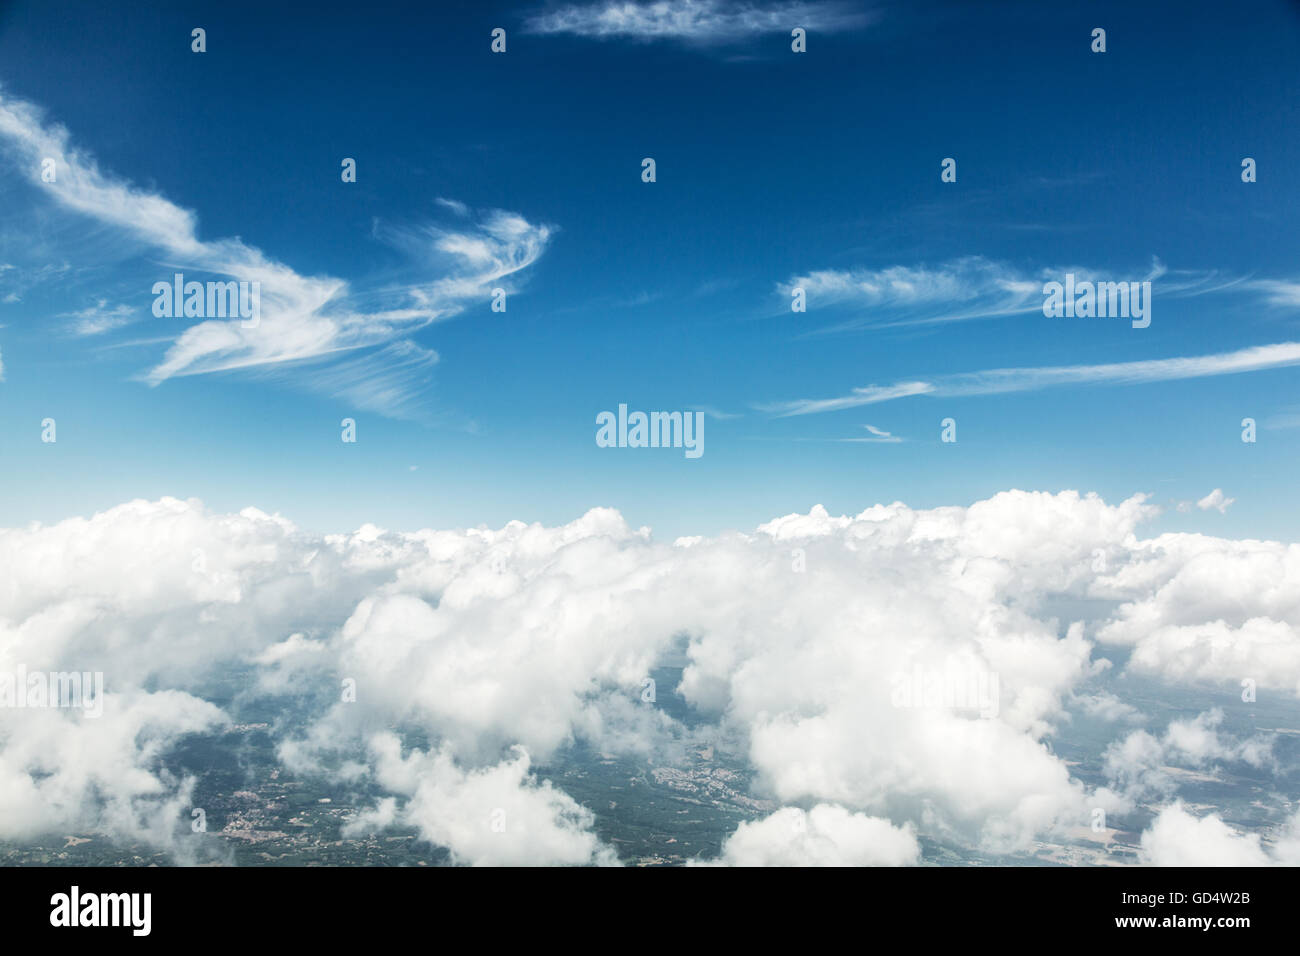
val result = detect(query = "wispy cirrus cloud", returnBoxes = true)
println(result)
[288,340,442,421]
[0,260,71,305]
[525,0,875,43]
[1263,406,1300,430]
[761,341,1300,416]
[842,423,902,443]
[433,197,470,218]
[0,89,553,418]
[796,424,908,444]
[689,404,743,420]
[63,301,137,337]
[785,257,1043,329]
[780,256,1271,332]
[374,212,554,308]
[760,381,933,416]
[1248,279,1300,308]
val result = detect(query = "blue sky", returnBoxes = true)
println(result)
[0,0,1297,540]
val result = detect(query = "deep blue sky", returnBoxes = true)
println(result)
[0,0,1297,539]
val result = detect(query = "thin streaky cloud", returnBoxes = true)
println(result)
[63,301,136,337]
[1250,280,1300,308]
[294,340,441,422]
[839,424,902,443]
[763,342,1300,416]
[434,197,471,217]
[756,381,934,416]
[690,405,743,420]
[525,0,876,43]
[781,256,1285,333]
[1263,407,1300,430]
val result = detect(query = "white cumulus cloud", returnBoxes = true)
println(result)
[704,804,919,866]
[1,489,1298,864]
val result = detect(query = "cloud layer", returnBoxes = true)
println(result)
[0,490,1296,864]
